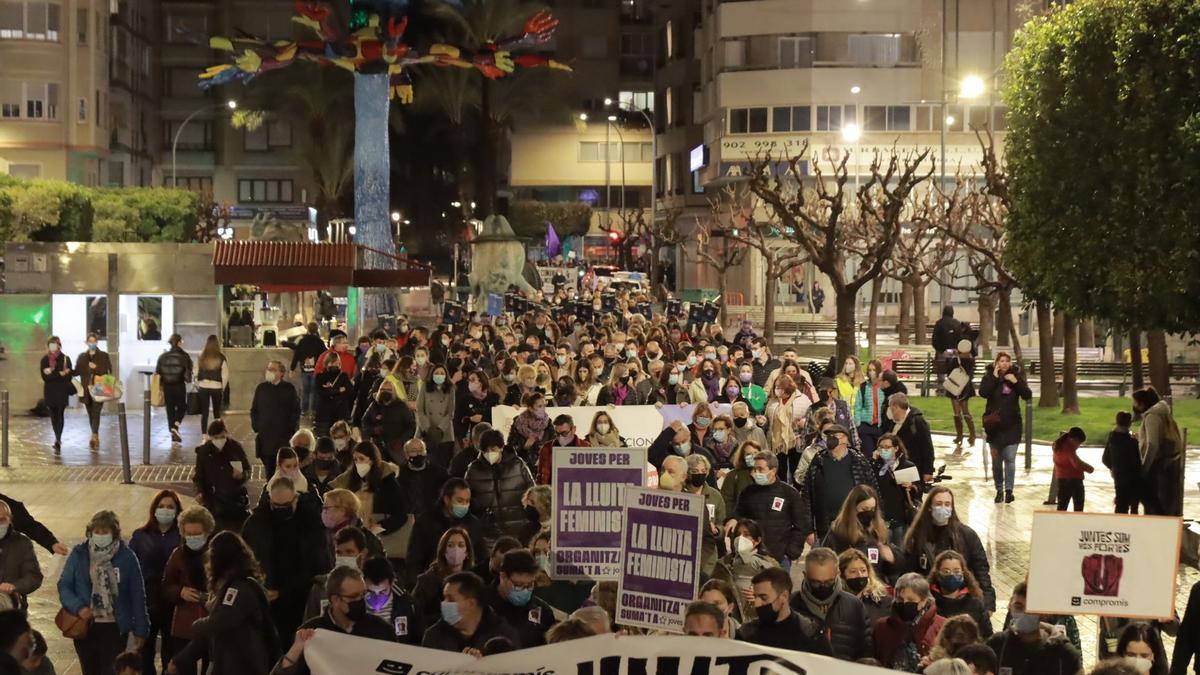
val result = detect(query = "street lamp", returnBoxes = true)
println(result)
[171,99,237,188]
[938,74,984,185]
[606,97,657,242]
[608,119,627,225]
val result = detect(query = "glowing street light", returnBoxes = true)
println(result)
[390,211,401,223]
[959,75,985,100]
[579,113,588,121]
[850,85,861,95]
[841,123,862,143]
[945,115,956,126]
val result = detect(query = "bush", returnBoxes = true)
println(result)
[0,178,197,243]
[508,200,592,239]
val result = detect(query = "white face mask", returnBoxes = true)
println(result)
[844,363,856,375]
[354,461,371,477]
[484,450,502,465]
[734,535,755,554]
[595,422,611,434]
[211,437,226,450]
[335,555,359,570]
[333,438,348,451]
[1123,657,1153,674]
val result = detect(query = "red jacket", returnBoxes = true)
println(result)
[873,601,946,668]
[314,348,357,379]
[1052,437,1091,480]
[536,437,590,485]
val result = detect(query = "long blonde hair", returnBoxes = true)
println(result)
[199,335,224,370]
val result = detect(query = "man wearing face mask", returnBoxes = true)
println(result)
[242,476,329,643]
[421,572,520,654]
[648,421,718,485]
[535,415,589,485]
[192,420,251,531]
[302,526,373,620]
[466,431,535,550]
[801,425,878,540]
[882,393,936,484]
[396,439,450,519]
[789,547,870,661]
[750,339,781,388]
[0,501,41,613]
[726,452,812,570]
[873,573,945,668]
[408,479,486,578]
[683,454,725,576]
[736,567,832,655]
[484,549,558,648]
[985,583,1081,675]
[251,360,301,478]
[302,437,341,500]
[729,402,769,449]
[273,567,396,675]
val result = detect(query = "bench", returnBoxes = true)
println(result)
[1027,361,1200,395]
[774,320,858,343]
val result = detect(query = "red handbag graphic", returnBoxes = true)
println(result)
[1081,553,1123,596]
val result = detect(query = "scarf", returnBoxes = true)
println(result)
[513,409,550,440]
[88,541,120,622]
[47,350,60,372]
[797,577,841,619]
[611,382,630,406]
[590,430,622,447]
[878,456,898,477]
[700,373,720,401]
[710,438,736,465]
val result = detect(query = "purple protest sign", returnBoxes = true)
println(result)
[616,487,704,633]
[551,447,646,580]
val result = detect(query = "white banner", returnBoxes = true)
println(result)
[490,404,732,450]
[303,631,891,674]
[1026,511,1182,620]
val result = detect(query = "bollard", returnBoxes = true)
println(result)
[142,388,151,465]
[117,402,132,484]
[921,354,932,397]
[1024,402,1034,470]
[1,390,8,468]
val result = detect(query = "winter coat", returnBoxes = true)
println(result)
[455,391,499,441]
[536,436,590,486]
[931,317,963,354]
[241,502,330,601]
[872,600,945,668]
[720,467,756,515]
[985,629,1083,675]
[465,450,535,544]
[1102,429,1141,490]
[155,346,193,386]
[791,589,872,661]
[882,407,936,478]
[313,348,356,377]
[251,380,301,461]
[711,551,778,621]
[351,369,383,428]
[421,607,521,653]
[906,523,995,611]
[978,366,1032,449]
[0,529,41,608]
[733,480,812,562]
[1052,435,1091,481]
[128,525,181,618]
[822,529,905,585]
[873,456,919,528]
[314,370,353,428]
[174,576,277,675]
[289,333,327,373]
[59,541,150,638]
[329,462,408,535]
[483,585,558,649]
[162,544,208,640]
[854,381,888,427]
[416,386,455,446]
[362,397,417,460]
[646,427,718,487]
[692,484,726,576]
[932,587,992,637]
[74,348,113,402]
[193,438,251,522]
[802,449,879,534]
[597,382,647,406]
[406,507,488,578]
[40,354,75,407]
[194,355,229,391]
[0,492,60,553]
[396,461,451,519]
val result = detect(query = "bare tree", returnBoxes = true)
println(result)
[690,213,749,327]
[704,182,807,344]
[892,185,962,345]
[745,142,933,363]
[610,201,685,300]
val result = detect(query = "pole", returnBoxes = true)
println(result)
[118,402,132,484]
[1,390,8,468]
[171,104,217,188]
[940,0,947,187]
[142,385,151,465]
[605,122,611,227]
[1024,399,1033,470]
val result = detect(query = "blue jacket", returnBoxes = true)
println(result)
[853,381,887,426]
[58,541,150,638]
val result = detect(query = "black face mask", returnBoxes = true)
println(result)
[733,417,748,428]
[345,598,368,621]
[808,579,837,601]
[270,506,294,521]
[755,600,780,625]
[896,601,921,622]
[315,458,338,473]
[379,392,394,404]
[408,455,427,469]
[856,511,876,529]
[845,577,869,594]
[524,504,541,522]
[687,473,707,488]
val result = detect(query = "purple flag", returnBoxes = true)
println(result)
[545,222,562,258]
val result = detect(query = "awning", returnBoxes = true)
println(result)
[212,241,431,289]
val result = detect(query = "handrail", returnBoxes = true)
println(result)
[356,244,434,272]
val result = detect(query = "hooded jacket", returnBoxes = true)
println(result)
[882,407,936,477]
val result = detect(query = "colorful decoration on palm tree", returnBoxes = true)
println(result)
[200,0,570,104]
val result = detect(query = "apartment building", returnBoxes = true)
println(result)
[108,0,158,186]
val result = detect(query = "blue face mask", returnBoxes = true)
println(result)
[185,535,206,551]
[507,586,533,607]
[880,449,896,462]
[752,472,769,485]
[744,454,755,468]
[938,573,965,593]
[432,374,447,385]
[668,374,679,386]
[155,508,176,525]
[673,442,691,456]
[451,504,470,519]
[441,600,462,625]
[87,343,98,352]
[0,524,8,539]
[695,416,711,429]
[931,505,953,526]
[90,533,114,550]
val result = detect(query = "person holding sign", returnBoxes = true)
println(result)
[735,567,831,655]
[728,452,812,568]
[683,454,725,576]
[534,415,589,485]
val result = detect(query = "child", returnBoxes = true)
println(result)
[1101,411,1141,514]
[1052,427,1093,511]
[113,652,140,675]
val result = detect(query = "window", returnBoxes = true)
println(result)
[238,178,294,204]
[165,120,213,150]
[165,175,213,193]
[620,32,652,57]
[14,82,58,120]
[665,86,673,126]
[664,20,673,59]
[578,142,626,162]
[244,121,291,151]
[728,107,767,134]
[0,1,60,40]
[815,105,843,131]
[723,39,745,68]
[165,68,204,98]
[993,106,1008,131]
[76,7,84,43]
[618,90,654,113]
[0,81,19,118]
[7,163,39,178]
[969,105,989,131]
[847,33,901,66]
[76,96,85,122]
[772,106,810,132]
[778,36,813,69]
[864,105,911,131]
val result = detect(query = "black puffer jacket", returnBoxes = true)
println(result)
[466,450,535,544]
[978,365,1032,449]
[934,589,993,637]
[791,589,872,661]
[155,346,192,385]
[733,480,812,562]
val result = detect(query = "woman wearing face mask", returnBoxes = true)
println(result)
[330,442,407,557]
[736,363,768,416]
[836,356,864,412]
[162,506,215,669]
[719,441,762,515]
[683,454,725,576]
[838,548,893,625]
[705,415,738,471]
[872,572,945,671]
[328,420,357,469]
[978,352,1032,504]
[503,364,540,406]
[903,487,995,613]
[193,419,251,532]
[411,527,474,628]
[822,485,902,584]
[529,529,593,615]
[506,392,553,467]
[765,375,812,483]
[318,489,385,562]
[129,490,183,674]
[314,352,353,437]
[711,519,779,623]
[490,358,518,399]
[646,364,690,407]
[455,371,499,444]
[1116,622,1166,675]
[716,374,750,409]
[257,448,323,522]
[871,433,920,544]
[585,411,626,448]
[985,582,1082,675]
[417,364,456,461]
[58,510,149,675]
[351,352,387,429]
[927,550,991,637]
[517,485,552,547]
[854,359,888,456]
[362,380,417,464]
[596,363,645,406]
[40,335,75,451]
[74,333,113,450]
[728,401,768,449]
[573,363,603,406]
[690,358,723,404]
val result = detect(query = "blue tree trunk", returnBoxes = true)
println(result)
[354,72,394,269]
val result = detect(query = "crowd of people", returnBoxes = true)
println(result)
[8,300,1188,675]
